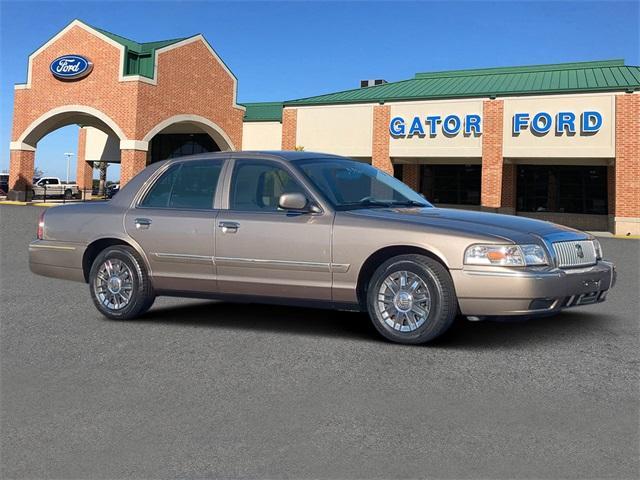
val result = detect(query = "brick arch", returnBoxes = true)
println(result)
[15,104,127,149]
[142,114,236,151]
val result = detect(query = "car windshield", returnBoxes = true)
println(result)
[296,158,432,211]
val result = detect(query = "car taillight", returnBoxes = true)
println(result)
[37,211,45,239]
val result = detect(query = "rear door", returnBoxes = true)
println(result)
[124,159,224,293]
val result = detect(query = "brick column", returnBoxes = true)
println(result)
[120,149,148,186]
[481,99,504,210]
[372,105,393,175]
[8,149,35,201]
[281,108,297,150]
[500,163,517,214]
[403,164,420,191]
[614,94,640,235]
[76,127,93,197]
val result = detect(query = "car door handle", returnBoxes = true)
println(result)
[135,218,152,230]
[218,221,239,233]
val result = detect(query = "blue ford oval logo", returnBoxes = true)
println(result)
[50,55,93,80]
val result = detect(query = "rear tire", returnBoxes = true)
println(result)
[64,189,72,200]
[89,246,155,320]
[366,254,457,344]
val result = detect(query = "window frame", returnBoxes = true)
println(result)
[223,158,325,215]
[136,159,225,211]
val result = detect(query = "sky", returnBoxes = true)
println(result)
[1,0,638,181]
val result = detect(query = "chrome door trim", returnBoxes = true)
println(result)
[214,256,351,273]
[215,256,330,272]
[28,244,76,251]
[154,252,214,265]
[330,263,350,273]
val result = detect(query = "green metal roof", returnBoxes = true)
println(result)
[242,102,283,122]
[285,60,640,106]
[91,25,189,79]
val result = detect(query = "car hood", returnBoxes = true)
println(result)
[344,207,590,243]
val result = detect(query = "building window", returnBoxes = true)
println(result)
[516,165,608,215]
[393,163,404,181]
[420,165,481,205]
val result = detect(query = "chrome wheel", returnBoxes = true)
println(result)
[377,270,431,332]
[93,258,134,311]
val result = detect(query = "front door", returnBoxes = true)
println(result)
[124,159,224,293]
[215,159,333,301]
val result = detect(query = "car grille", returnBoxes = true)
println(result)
[552,240,597,268]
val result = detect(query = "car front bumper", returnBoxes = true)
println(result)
[451,260,616,317]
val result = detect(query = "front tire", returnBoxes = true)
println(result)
[89,246,155,320]
[366,254,457,344]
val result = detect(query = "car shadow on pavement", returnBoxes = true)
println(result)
[139,300,610,347]
[140,301,379,342]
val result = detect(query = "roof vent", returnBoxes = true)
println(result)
[360,79,387,88]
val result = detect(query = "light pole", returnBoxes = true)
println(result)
[64,152,74,184]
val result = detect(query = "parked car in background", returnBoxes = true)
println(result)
[0,174,8,196]
[106,184,120,198]
[31,177,80,199]
[29,151,616,344]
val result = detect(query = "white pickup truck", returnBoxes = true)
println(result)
[32,177,81,199]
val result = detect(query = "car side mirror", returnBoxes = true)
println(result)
[278,192,321,213]
[279,192,308,211]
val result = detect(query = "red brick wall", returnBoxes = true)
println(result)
[501,163,517,212]
[136,39,244,149]
[12,25,139,142]
[75,128,93,192]
[481,99,504,209]
[281,109,297,150]
[8,150,35,193]
[403,164,420,190]
[372,105,393,175]
[120,150,148,185]
[10,23,243,189]
[614,94,640,219]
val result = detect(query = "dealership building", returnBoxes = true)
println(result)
[8,20,640,234]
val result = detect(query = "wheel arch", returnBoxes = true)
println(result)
[355,245,449,309]
[82,237,150,283]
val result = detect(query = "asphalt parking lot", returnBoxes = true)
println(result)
[1,205,638,479]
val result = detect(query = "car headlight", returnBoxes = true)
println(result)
[464,244,548,266]
[593,239,603,260]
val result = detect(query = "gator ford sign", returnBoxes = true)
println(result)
[390,110,602,138]
[390,114,482,137]
[50,55,93,80]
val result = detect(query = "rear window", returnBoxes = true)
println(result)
[140,161,222,209]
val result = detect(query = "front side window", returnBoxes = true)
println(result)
[230,161,305,212]
[140,161,222,209]
[297,158,430,211]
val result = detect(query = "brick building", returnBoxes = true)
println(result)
[8,20,640,234]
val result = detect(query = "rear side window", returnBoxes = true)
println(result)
[140,161,222,209]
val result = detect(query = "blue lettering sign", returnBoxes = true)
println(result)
[581,111,602,133]
[389,117,405,136]
[425,115,441,135]
[531,112,552,134]
[556,112,576,134]
[465,114,482,135]
[408,116,425,136]
[50,55,93,80]
[513,113,529,134]
[442,115,461,135]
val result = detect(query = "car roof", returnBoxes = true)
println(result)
[162,150,349,164]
